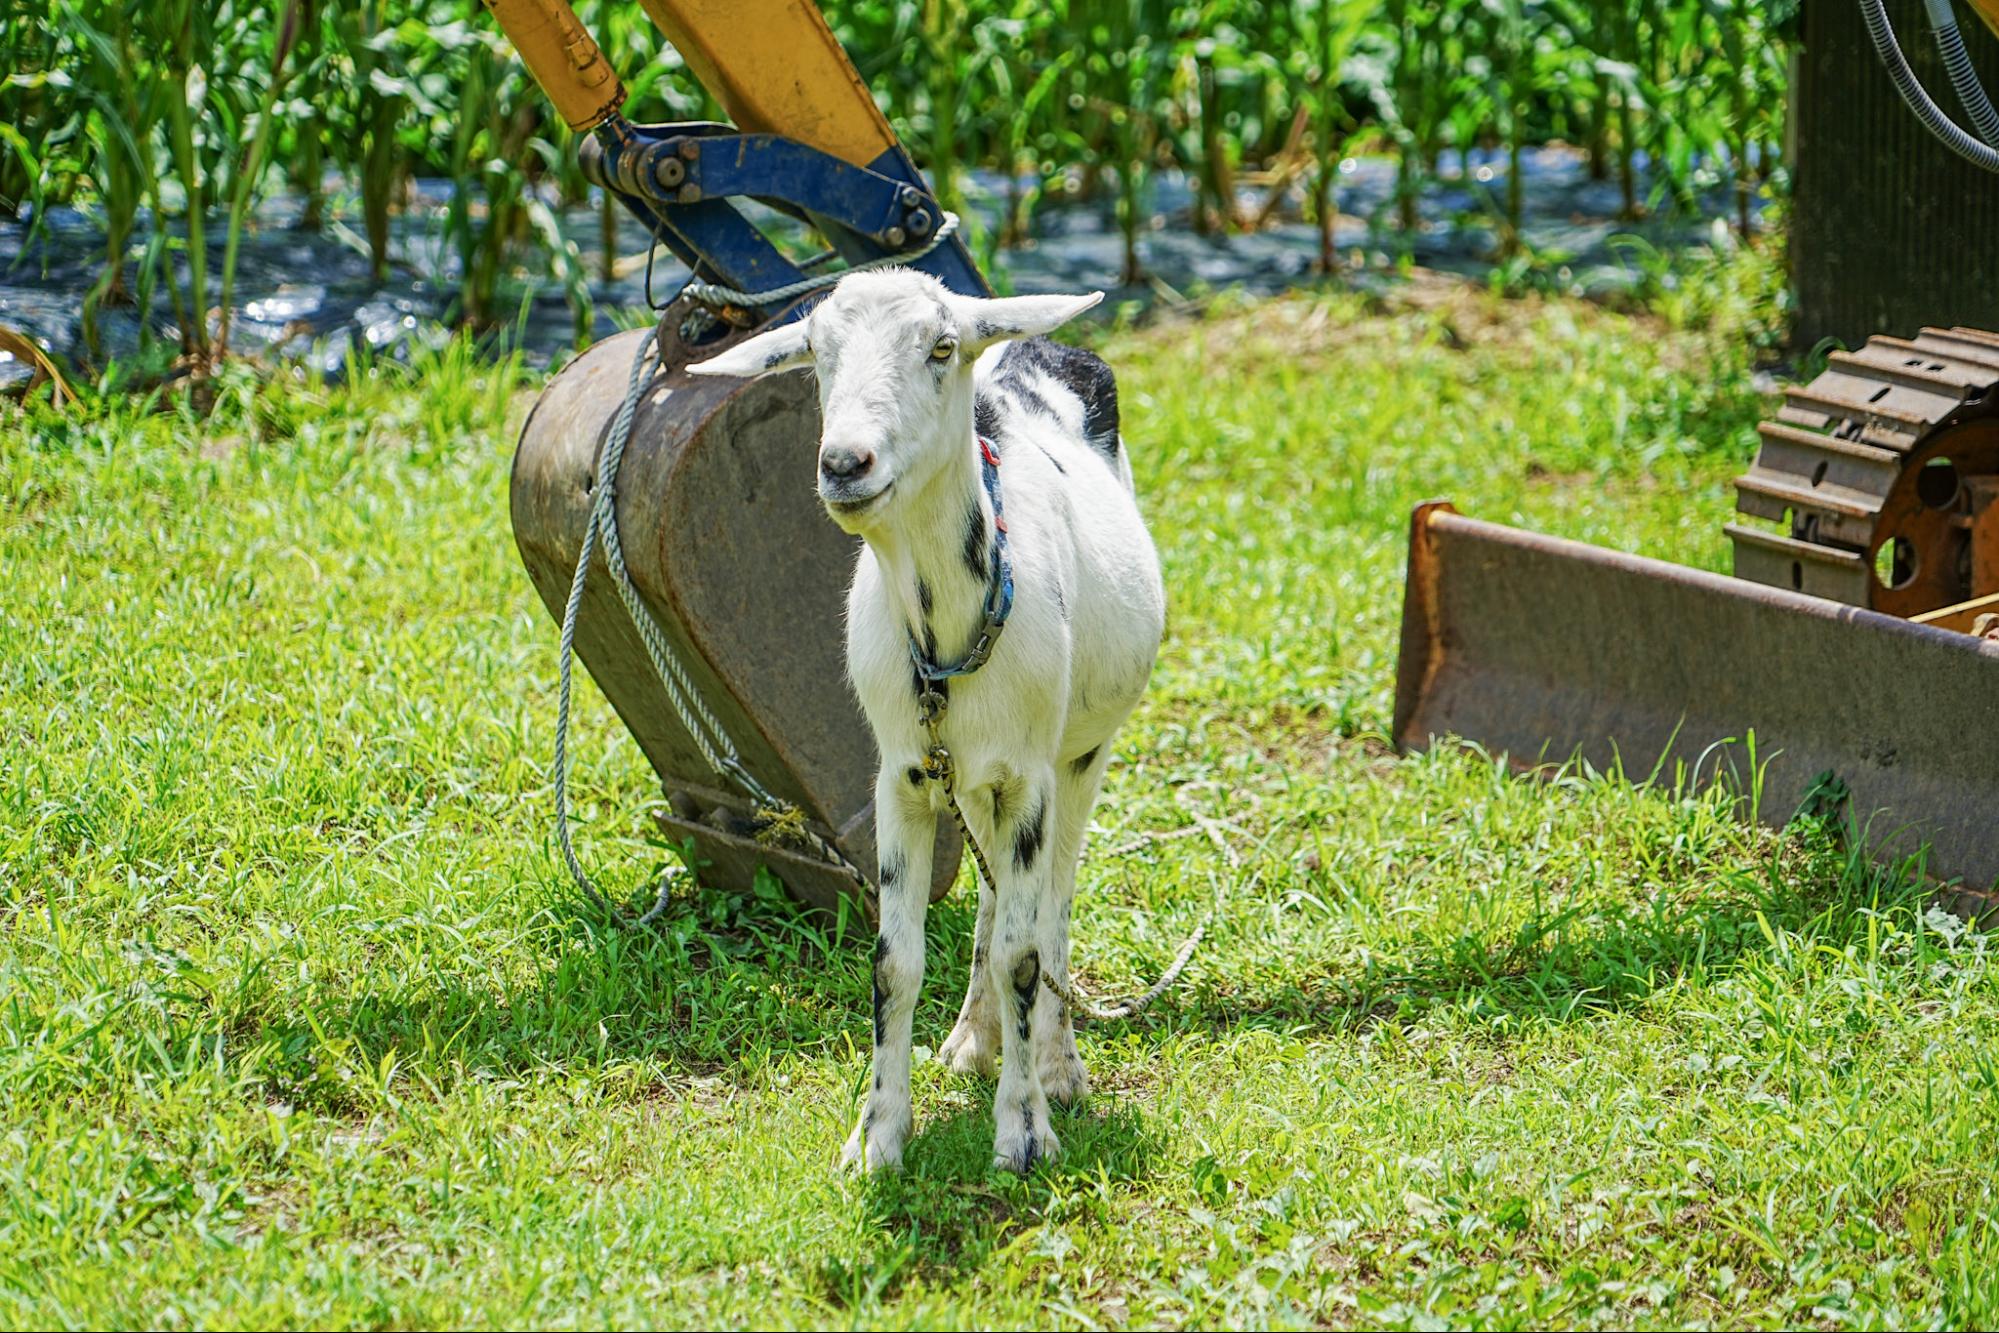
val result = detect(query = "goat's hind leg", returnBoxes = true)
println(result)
[1036,748,1106,1106]
[938,868,1001,1076]
[841,767,936,1173]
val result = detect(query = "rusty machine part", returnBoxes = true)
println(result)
[1393,334,1999,896]
[485,0,987,912]
[1728,326,1999,616]
[1394,503,1999,896]
[1391,326,1999,899]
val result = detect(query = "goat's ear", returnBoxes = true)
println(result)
[684,319,813,379]
[956,291,1104,355]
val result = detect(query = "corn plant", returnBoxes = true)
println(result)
[420,21,591,341]
[1062,0,1173,283]
[1309,13,1361,266]
[215,0,307,359]
[0,17,70,226]
[974,10,1069,247]
[148,0,214,363]
[1371,0,1471,235]
[60,3,161,357]
[280,0,329,230]
[328,3,422,283]
[2,0,1794,383]
[1691,0,1787,238]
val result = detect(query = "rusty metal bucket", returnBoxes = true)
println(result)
[510,301,960,911]
[1394,502,1999,894]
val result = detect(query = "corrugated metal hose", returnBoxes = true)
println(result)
[1861,0,1999,170]
[1926,0,1999,144]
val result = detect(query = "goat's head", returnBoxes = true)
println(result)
[687,270,1101,532]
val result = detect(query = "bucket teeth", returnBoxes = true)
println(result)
[1732,327,1999,612]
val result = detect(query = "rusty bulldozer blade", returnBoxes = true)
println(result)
[1394,502,1999,893]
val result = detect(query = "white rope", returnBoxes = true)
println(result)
[1044,916,1211,1022]
[681,212,962,309]
[552,325,864,927]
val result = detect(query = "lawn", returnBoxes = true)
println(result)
[5,265,1997,1329]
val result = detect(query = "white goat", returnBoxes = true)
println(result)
[689,269,1164,1173]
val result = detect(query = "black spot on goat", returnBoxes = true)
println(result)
[1012,795,1046,872]
[1010,950,1040,1040]
[961,500,989,583]
[1003,337,1121,463]
[974,392,1003,441]
[872,937,890,1046]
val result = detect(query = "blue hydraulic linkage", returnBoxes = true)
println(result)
[579,120,989,314]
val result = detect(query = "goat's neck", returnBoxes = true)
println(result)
[866,427,993,667]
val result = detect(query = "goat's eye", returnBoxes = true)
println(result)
[930,336,957,363]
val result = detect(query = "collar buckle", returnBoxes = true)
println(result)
[917,687,948,727]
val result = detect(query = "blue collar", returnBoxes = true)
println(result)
[908,435,1015,683]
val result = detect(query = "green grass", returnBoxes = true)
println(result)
[5,265,1998,1329]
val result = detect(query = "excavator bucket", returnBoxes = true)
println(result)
[1392,502,1999,897]
[512,319,962,913]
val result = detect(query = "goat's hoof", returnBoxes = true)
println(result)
[839,1118,906,1174]
[939,1022,999,1078]
[1038,1053,1091,1107]
[992,1122,1060,1175]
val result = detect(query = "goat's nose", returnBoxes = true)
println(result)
[819,444,876,482]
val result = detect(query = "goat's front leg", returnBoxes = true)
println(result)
[840,767,936,1173]
[988,765,1060,1173]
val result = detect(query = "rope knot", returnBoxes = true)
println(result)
[751,802,811,848]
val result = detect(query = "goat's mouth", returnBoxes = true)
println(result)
[821,479,894,521]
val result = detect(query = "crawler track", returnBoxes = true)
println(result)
[1729,327,1999,617]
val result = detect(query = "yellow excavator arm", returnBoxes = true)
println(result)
[480,0,897,168]
[635,0,898,167]
[478,0,625,132]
